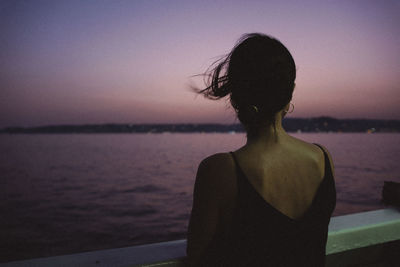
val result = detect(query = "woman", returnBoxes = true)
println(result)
[186,33,336,266]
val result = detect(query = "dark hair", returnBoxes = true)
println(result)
[199,33,296,137]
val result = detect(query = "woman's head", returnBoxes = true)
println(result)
[199,33,296,137]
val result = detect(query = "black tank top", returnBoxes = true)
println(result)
[199,144,336,267]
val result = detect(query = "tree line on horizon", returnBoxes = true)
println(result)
[1,117,400,134]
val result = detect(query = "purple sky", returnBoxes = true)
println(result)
[1,0,399,127]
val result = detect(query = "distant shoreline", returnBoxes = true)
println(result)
[1,117,400,134]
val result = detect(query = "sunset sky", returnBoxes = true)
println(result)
[1,0,399,128]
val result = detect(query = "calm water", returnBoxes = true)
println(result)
[1,133,399,262]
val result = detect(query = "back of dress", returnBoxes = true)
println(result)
[200,145,336,267]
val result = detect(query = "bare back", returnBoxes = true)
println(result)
[231,135,328,220]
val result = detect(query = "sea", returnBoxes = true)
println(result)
[1,133,399,262]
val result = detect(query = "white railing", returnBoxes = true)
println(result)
[1,208,399,267]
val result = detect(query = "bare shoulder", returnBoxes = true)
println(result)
[288,136,335,177]
[200,152,234,168]
[312,143,335,177]
[196,152,236,197]
[287,135,321,156]
[198,152,235,180]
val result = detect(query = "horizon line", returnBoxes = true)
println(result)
[2,116,400,130]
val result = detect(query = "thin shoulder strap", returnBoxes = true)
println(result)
[229,151,246,182]
[313,144,336,211]
[229,151,240,171]
[313,143,333,178]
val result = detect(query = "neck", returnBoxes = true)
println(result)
[245,111,288,147]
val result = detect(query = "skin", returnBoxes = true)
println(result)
[186,103,335,266]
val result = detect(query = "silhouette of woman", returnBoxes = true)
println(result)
[186,33,336,266]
